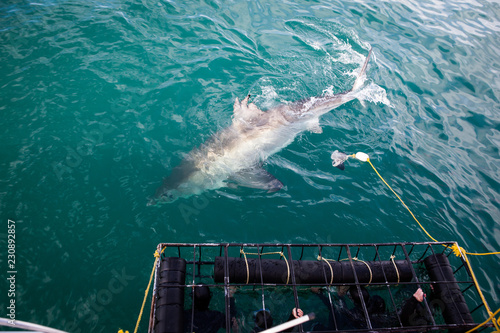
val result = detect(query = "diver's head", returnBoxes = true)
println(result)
[349,286,370,307]
[192,286,212,310]
[254,309,273,329]
[368,295,386,314]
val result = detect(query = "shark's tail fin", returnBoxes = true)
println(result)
[351,48,373,92]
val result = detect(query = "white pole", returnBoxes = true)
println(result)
[0,317,68,333]
[259,313,316,333]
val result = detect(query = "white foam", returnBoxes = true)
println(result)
[261,85,279,100]
[307,40,324,51]
[357,82,391,106]
[322,86,336,96]
[172,114,183,123]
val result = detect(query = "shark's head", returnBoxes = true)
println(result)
[149,178,193,206]
[148,161,206,206]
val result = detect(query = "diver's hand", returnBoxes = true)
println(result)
[292,308,304,318]
[413,288,425,302]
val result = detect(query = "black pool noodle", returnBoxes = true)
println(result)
[424,253,473,333]
[155,257,186,333]
[213,256,413,284]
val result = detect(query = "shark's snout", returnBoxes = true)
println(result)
[147,190,178,206]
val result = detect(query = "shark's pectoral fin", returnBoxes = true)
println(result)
[227,167,283,192]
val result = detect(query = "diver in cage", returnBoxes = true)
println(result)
[311,286,388,330]
[251,307,304,333]
[400,287,432,327]
[347,286,388,329]
[184,285,237,333]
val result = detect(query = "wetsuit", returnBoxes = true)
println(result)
[184,297,236,333]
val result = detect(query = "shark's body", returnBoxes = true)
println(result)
[150,49,372,205]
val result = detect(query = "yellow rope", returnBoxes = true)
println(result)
[317,255,334,285]
[365,157,500,331]
[367,158,500,258]
[323,256,372,285]
[353,257,372,285]
[281,254,290,285]
[240,249,250,285]
[240,249,290,284]
[390,255,400,285]
[461,249,500,332]
[367,159,438,243]
[463,250,500,256]
[465,307,500,333]
[131,247,165,333]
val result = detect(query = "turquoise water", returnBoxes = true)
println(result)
[1,0,499,331]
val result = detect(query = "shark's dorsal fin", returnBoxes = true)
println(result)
[227,166,283,192]
[233,95,264,123]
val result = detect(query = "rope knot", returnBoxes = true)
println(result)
[451,244,465,257]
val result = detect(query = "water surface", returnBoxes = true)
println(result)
[1,0,499,331]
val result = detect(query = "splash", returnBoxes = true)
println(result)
[357,82,391,106]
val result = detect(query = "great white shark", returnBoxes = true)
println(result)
[149,48,373,205]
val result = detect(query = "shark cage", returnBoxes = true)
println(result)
[147,242,493,333]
